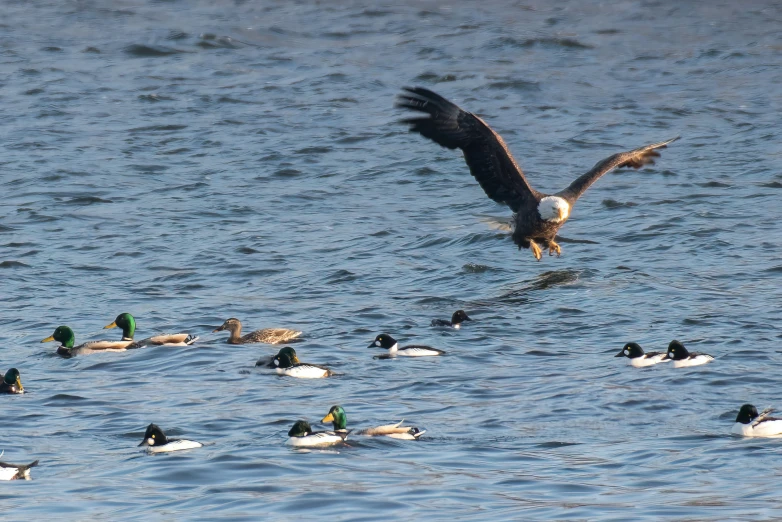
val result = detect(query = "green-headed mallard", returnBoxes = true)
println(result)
[265,347,332,378]
[42,326,132,357]
[213,318,301,345]
[104,312,198,348]
[322,405,425,440]
[286,420,347,447]
[0,368,24,394]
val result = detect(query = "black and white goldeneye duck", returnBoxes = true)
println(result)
[323,405,425,440]
[255,346,299,368]
[431,310,472,329]
[214,318,301,345]
[42,325,132,357]
[0,453,38,481]
[138,423,203,453]
[286,420,348,447]
[104,312,198,348]
[614,342,669,367]
[369,334,445,357]
[0,368,24,394]
[261,347,333,378]
[731,404,782,438]
[666,340,714,368]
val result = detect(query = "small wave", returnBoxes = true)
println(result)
[602,199,638,209]
[485,79,541,92]
[0,260,29,268]
[462,263,499,274]
[492,36,593,49]
[65,196,113,205]
[124,44,186,57]
[414,72,458,83]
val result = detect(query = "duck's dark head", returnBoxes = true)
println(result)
[322,405,347,431]
[3,368,22,392]
[41,326,75,349]
[104,312,136,340]
[272,352,295,369]
[616,342,644,359]
[288,420,312,438]
[213,318,241,333]
[667,340,690,360]
[735,404,758,425]
[369,334,396,349]
[277,347,300,364]
[451,310,472,325]
[139,423,169,447]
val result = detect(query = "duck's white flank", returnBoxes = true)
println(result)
[146,439,203,453]
[671,355,714,368]
[287,432,345,447]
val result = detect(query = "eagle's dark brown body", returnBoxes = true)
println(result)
[397,87,678,260]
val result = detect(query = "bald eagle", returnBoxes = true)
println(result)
[397,87,678,260]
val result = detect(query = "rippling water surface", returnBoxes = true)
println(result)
[2,0,782,519]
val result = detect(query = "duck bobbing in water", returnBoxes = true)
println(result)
[614,342,669,367]
[41,326,132,357]
[286,420,348,447]
[323,405,425,440]
[268,348,333,379]
[397,86,679,260]
[0,368,24,394]
[104,312,198,348]
[431,310,472,329]
[138,423,203,453]
[214,318,301,345]
[732,405,782,438]
[369,334,445,357]
[666,340,714,368]
[0,455,39,480]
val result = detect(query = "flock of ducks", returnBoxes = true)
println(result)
[1,304,776,478]
[1,309,470,476]
[2,86,777,480]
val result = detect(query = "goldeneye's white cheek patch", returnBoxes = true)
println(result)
[147,438,155,446]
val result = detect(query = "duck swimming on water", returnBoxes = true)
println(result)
[214,318,301,345]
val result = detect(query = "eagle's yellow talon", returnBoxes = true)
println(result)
[530,241,542,261]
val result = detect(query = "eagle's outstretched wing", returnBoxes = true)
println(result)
[397,87,542,212]
[556,137,679,204]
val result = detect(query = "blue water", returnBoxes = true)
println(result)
[2,0,782,519]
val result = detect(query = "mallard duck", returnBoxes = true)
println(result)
[369,334,445,357]
[213,318,301,345]
[0,368,24,394]
[666,340,714,368]
[270,347,333,378]
[42,326,132,357]
[323,405,425,440]
[431,310,472,329]
[0,454,39,480]
[286,420,347,447]
[732,405,782,438]
[104,312,198,348]
[614,342,669,367]
[138,423,203,453]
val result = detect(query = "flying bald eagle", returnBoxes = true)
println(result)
[396,87,679,260]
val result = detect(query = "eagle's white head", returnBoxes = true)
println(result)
[538,196,570,223]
